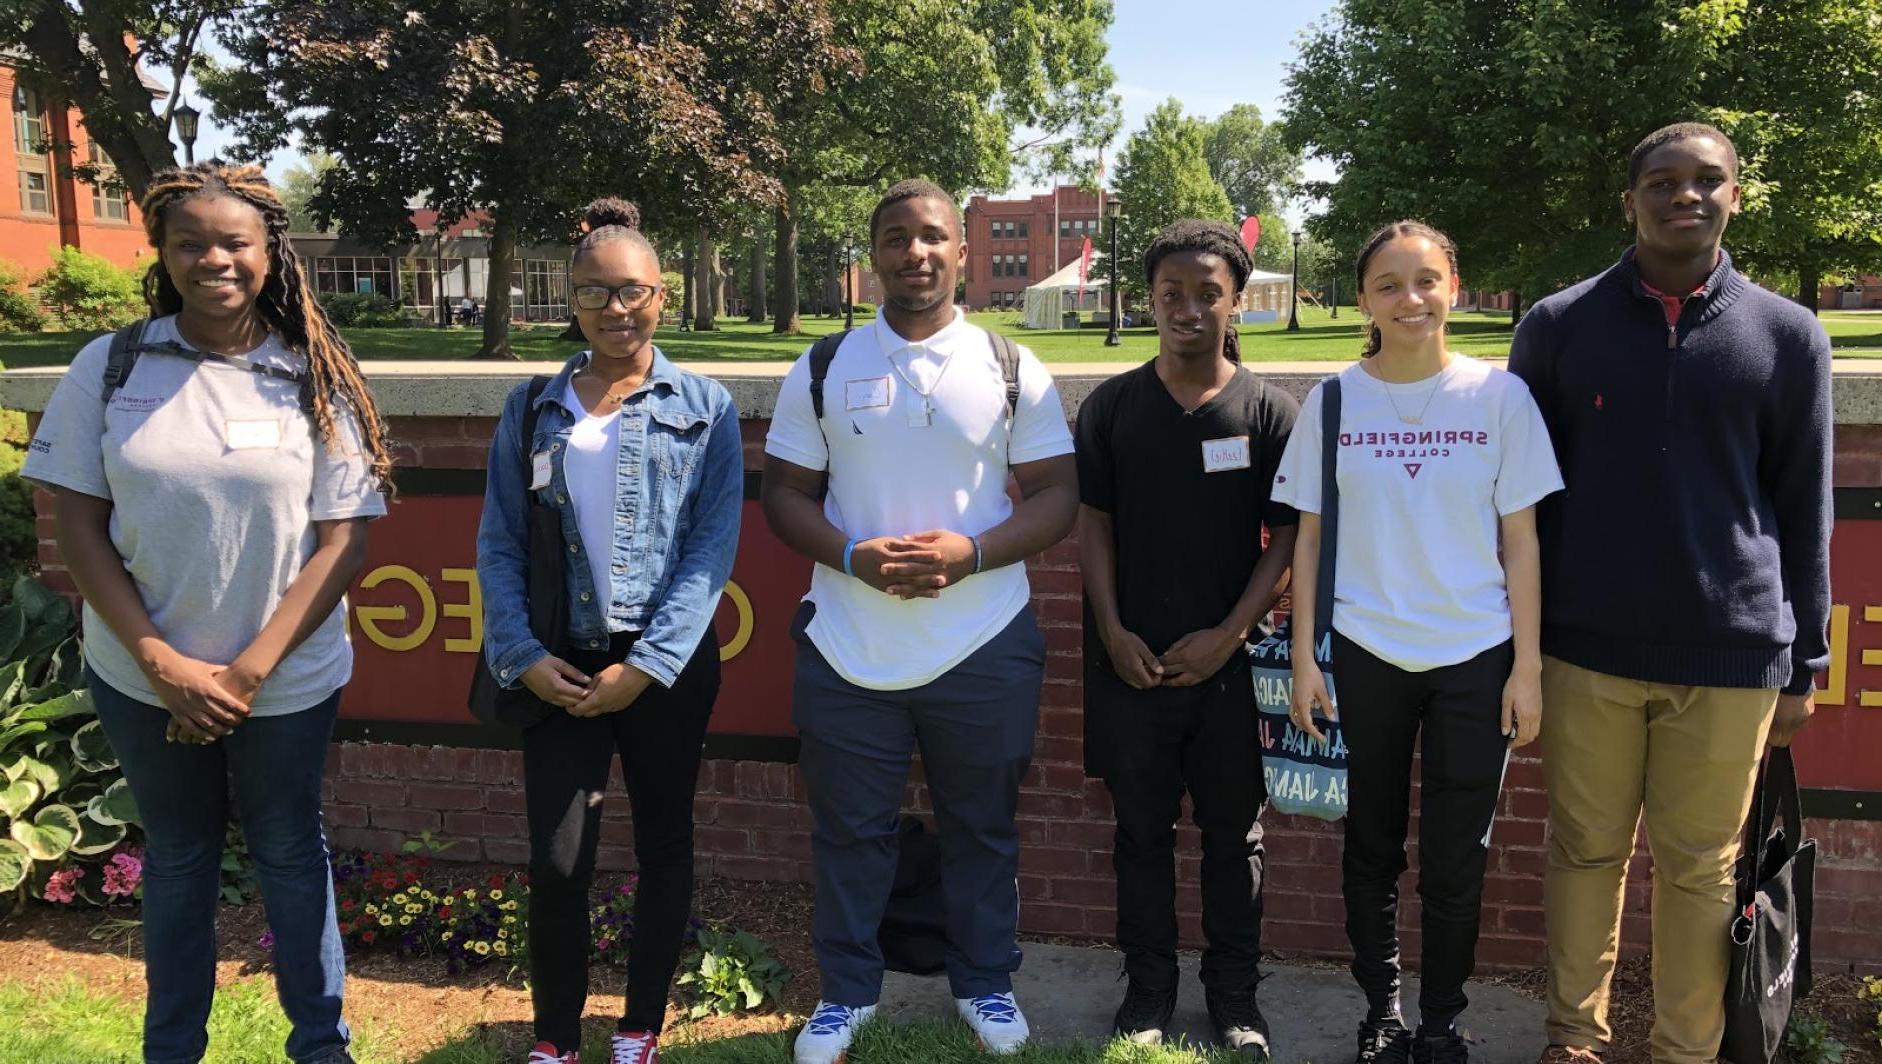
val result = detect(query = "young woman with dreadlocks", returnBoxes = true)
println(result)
[1073,219,1298,1060]
[23,162,391,1064]
[1271,221,1561,1064]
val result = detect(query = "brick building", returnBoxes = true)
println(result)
[1823,277,1882,311]
[964,185,1110,311]
[0,61,150,276]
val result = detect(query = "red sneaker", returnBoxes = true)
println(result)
[527,1042,578,1064]
[610,1029,659,1064]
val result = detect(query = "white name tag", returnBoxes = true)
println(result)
[1202,435,1251,473]
[845,376,891,410]
[225,418,282,451]
[530,450,553,491]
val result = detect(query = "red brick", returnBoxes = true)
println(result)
[753,831,812,859]
[324,803,368,828]
[371,807,440,834]
[409,783,486,811]
[1021,847,1091,875]
[334,780,407,807]
[1048,876,1116,906]
[694,826,752,854]
[484,838,530,865]
[714,855,801,881]
[1501,906,1546,937]
[1019,903,1091,935]
[1020,874,1050,901]
[419,444,489,469]
[486,788,528,814]
[390,416,475,441]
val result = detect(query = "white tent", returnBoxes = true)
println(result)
[1021,257,1109,330]
[1240,267,1296,322]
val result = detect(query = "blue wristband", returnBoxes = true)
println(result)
[842,538,859,577]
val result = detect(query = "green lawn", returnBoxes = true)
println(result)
[1,308,1878,370]
[0,975,1270,1064]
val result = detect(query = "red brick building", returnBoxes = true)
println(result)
[964,185,1109,311]
[0,63,150,276]
[1823,277,1882,311]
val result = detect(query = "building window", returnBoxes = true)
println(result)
[509,259,570,322]
[87,142,129,222]
[314,256,395,297]
[1016,222,1028,239]
[1059,219,1071,237]
[13,86,51,217]
[397,257,466,312]
[1019,255,1028,278]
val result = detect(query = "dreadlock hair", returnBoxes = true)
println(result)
[139,162,395,495]
[1142,218,1254,363]
[868,179,958,244]
[571,197,657,266]
[1628,122,1738,188]
[1353,220,1459,360]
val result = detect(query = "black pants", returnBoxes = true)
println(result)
[1093,658,1266,993]
[1333,631,1511,1030]
[523,630,719,1051]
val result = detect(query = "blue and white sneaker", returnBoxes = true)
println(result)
[956,992,1030,1055]
[793,1001,876,1064]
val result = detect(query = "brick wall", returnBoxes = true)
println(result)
[29,411,1882,974]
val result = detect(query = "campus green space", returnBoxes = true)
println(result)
[1,309,1878,369]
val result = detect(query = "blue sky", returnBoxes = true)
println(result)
[182,0,1342,214]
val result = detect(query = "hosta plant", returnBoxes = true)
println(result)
[0,576,142,910]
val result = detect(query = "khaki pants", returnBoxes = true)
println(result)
[1540,657,1776,1063]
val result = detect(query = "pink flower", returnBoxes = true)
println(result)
[43,867,81,904]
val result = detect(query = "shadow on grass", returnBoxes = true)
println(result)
[405,1019,797,1064]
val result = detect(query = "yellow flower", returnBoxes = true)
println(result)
[378,914,393,927]
[399,915,412,926]
[463,889,478,901]
[497,929,508,939]
[503,915,517,925]
[493,941,508,956]
[365,905,379,915]
[473,941,491,955]
[392,893,408,905]
[442,931,453,941]
[502,900,518,911]
[404,903,421,915]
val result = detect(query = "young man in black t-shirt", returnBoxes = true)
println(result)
[1075,220,1298,1061]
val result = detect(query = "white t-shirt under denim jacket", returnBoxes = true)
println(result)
[23,316,387,715]
[1271,355,1563,672]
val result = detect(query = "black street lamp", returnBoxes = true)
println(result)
[1103,197,1124,347]
[844,241,854,330]
[1286,229,1302,332]
[173,100,201,165]
[1330,272,1338,319]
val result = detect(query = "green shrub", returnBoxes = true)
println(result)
[0,262,45,333]
[847,302,877,317]
[0,405,36,586]
[0,576,144,913]
[675,927,790,1019]
[36,247,143,331]
[1785,1016,1847,1064]
[317,291,404,328]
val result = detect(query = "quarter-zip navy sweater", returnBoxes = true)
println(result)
[1508,247,1831,696]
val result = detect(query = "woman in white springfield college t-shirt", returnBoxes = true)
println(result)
[1270,222,1562,1063]
[24,164,392,1064]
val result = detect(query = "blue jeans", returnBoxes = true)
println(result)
[90,671,350,1064]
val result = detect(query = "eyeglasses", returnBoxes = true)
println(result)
[573,283,663,311]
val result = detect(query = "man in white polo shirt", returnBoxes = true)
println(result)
[762,179,1078,1062]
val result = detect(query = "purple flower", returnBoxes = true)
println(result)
[258,930,275,950]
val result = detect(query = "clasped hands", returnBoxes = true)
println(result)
[149,648,261,745]
[520,656,656,717]
[848,529,978,599]
[1102,624,1243,690]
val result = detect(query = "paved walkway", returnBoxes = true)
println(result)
[877,942,1548,1063]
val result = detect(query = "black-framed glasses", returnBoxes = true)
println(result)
[573,283,663,311]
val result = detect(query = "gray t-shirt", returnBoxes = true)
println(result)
[23,315,387,715]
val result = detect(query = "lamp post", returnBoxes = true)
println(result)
[173,100,201,165]
[844,241,854,330]
[1286,229,1301,332]
[1330,272,1338,319]
[1103,197,1124,347]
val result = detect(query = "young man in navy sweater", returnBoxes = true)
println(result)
[1508,123,1832,1064]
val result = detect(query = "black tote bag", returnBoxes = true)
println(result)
[1720,745,1815,1064]
[468,376,565,728]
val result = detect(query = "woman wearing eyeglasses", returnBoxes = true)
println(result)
[475,198,742,1064]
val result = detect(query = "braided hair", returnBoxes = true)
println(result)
[139,163,394,494]
[1143,219,1253,363]
[1353,220,1459,359]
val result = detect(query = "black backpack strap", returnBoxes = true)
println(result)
[1313,376,1342,646]
[806,330,851,421]
[99,319,150,404]
[521,374,552,449]
[987,330,1022,420]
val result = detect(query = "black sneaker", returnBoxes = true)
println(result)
[1356,1018,1413,1063]
[1412,1026,1469,1064]
[1205,988,1273,1061]
[1111,980,1177,1045]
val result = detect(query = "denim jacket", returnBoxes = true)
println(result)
[477,347,742,688]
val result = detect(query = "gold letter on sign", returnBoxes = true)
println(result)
[1819,604,1849,706]
[1863,605,1882,708]
[441,568,482,653]
[355,565,438,652]
[719,579,754,662]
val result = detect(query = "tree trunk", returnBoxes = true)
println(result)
[1797,261,1822,315]
[21,1,178,202]
[1508,289,1521,329]
[747,225,769,323]
[474,213,517,358]
[680,244,695,324]
[693,227,718,331]
[773,201,802,334]
[710,244,726,319]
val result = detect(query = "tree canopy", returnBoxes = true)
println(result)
[1202,104,1300,220]
[1109,99,1233,300]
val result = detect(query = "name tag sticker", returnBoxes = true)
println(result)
[845,377,891,410]
[530,451,553,491]
[225,418,282,451]
[1202,435,1251,473]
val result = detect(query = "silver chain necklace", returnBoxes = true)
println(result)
[1379,373,1443,425]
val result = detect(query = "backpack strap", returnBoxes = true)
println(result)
[806,329,852,421]
[987,330,1022,421]
[99,319,150,405]
[1313,376,1342,646]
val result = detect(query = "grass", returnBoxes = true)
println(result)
[0,975,1269,1064]
[2,307,1876,370]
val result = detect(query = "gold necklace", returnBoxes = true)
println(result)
[1378,371,1443,425]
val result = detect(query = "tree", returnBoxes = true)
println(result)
[1109,99,1233,301]
[1246,212,1293,276]
[277,152,337,233]
[1281,0,1881,313]
[3,0,238,202]
[205,0,851,356]
[764,0,1118,333]
[1203,104,1301,219]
